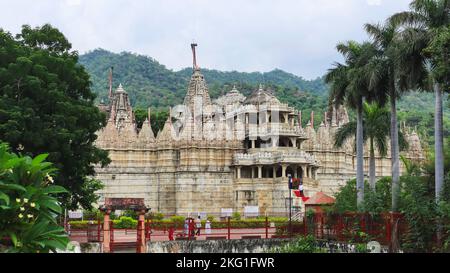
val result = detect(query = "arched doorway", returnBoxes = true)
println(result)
[99,198,150,253]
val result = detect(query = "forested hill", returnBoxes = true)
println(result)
[79,49,328,108]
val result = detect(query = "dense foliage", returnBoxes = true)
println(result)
[332,141,450,252]
[0,143,69,253]
[0,25,110,210]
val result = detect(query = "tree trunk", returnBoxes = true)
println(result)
[434,81,444,248]
[434,81,444,201]
[390,93,400,213]
[356,103,365,210]
[369,138,376,190]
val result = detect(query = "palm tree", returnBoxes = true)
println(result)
[325,41,376,209]
[390,0,449,202]
[334,102,408,189]
[364,21,408,213]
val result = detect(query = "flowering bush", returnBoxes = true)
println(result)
[0,143,69,253]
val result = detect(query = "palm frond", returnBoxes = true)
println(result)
[334,121,357,149]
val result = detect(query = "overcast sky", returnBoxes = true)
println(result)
[0,0,412,79]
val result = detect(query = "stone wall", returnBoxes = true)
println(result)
[147,238,293,253]
[146,238,391,253]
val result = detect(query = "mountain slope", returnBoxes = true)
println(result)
[79,49,328,108]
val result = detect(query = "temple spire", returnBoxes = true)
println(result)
[108,66,114,100]
[298,111,302,128]
[191,43,198,70]
[148,107,151,125]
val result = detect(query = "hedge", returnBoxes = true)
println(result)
[68,216,292,230]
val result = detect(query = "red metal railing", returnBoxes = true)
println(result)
[68,212,447,251]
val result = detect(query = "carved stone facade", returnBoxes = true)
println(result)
[94,49,424,216]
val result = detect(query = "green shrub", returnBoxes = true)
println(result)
[113,216,137,229]
[82,209,102,220]
[232,212,241,220]
[121,210,138,219]
[0,143,69,253]
[169,215,185,224]
[269,235,320,253]
[153,212,164,220]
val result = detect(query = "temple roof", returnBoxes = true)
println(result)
[183,68,212,114]
[244,84,280,105]
[138,118,155,141]
[116,83,126,93]
[304,192,335,205]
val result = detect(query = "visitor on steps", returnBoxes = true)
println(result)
[195,216,202,236]
[205,220,211,235]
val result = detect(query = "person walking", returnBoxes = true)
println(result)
[195,216,202,236]
[168,225,174,241]
[205,220,211,235]
[184,218,189,237]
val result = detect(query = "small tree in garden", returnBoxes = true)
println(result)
[0,143,69,253]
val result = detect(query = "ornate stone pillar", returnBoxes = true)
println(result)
[251,140,256,149]
[273,165,277,178]
[272,137,278,148]
[281,164,287,178]
[237,166,241,179]
[258,165,262,179]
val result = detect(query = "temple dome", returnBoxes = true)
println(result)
[214,85,246,106]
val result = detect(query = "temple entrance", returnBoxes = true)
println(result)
[99,198,150,253]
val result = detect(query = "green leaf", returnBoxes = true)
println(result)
[31,154,49,165]
[42,185,68,194]
[41,199,62,214]
[9,233,18,247]
[0,192,9,205]
[0,183,27,192]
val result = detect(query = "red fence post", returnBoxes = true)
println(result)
[320,213,324,238]
[136,219,141,253]
[110,220,114,253]
[386,213,392,249]
[227,217,231,240]
[337,214,343,241]
[265,216,269,239]
[146,218,151,241]
[360,213,366,234]
[97,219,101,242]
[303,213,307,236]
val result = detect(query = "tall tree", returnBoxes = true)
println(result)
[0,24,110,210]
[334,102,408,189]
[364,21,408,213]
[390,0,449,202]
[325,41,376,209]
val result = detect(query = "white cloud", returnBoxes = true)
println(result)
[367,0,382,6]
[0,0,412,79]
[65,0,81,6]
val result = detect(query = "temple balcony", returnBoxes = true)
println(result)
[233,151,320,166]
[246,123,307,138]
